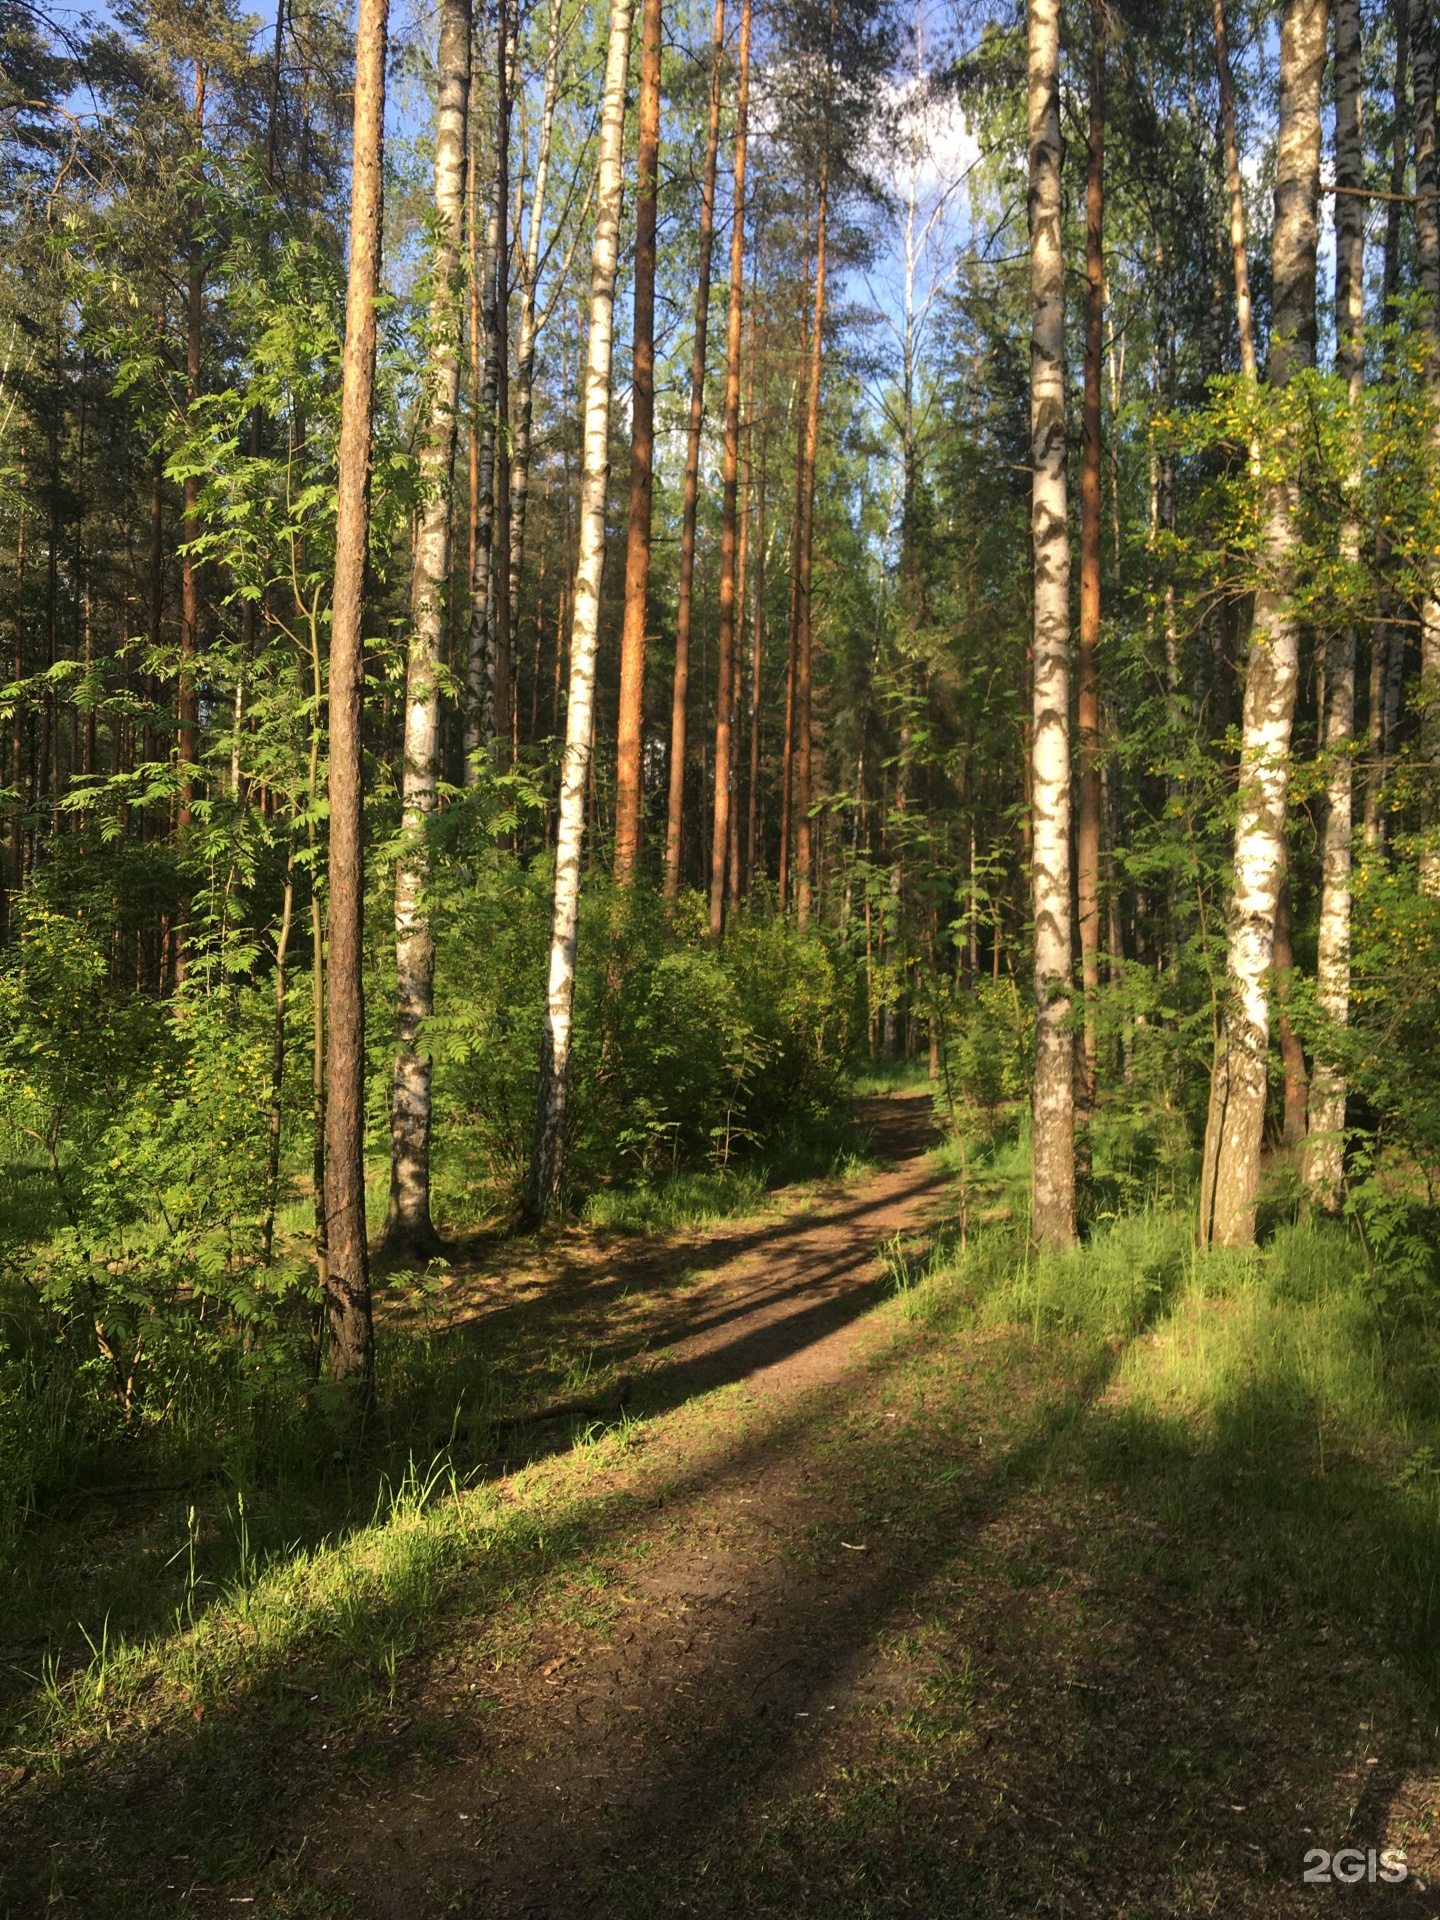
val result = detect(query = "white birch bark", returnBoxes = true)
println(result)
[384,0,470,1257]
[508,0,563,616]
[525,0,632,1220]
[1307,0,1362,1207]
[1411,0,1440,889]
[1027,0,1075,1248]
[465,173,500,768]
[1200,0,1326,1251]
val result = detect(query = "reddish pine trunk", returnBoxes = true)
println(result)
[614,0,662,880]
[324,0,390,1390]
[708,0,753,934]
[1076,3,1105,1114]
[492,0,514,759]
[795,140,829,934]
[663,0,725,905]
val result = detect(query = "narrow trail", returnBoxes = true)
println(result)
[305,1090,961,1915]
[246,1092,1440,1919]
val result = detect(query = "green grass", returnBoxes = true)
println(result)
[848,1054,937,1096]
[581,1165,772,1232]
[9,1116,1440,1913]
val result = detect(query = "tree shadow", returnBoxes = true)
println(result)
[13,1196,1440,1917]
[303,1318,1440,1917]
[0,1143,951,1683]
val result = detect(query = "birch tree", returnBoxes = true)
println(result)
[1305,0,1363,1206]
[525,0,633,1220]
[507,0,565,640]
[1213,0,1258,380]
[1411,0,1440,890]
[1200,0,1327,1251]
[382,0,469,1260]
[1026,0,1075,1248]
[1365,1,1407,854]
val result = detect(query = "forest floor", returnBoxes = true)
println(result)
[5,1089,1440,1916]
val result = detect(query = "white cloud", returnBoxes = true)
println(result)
[876,75,981,203]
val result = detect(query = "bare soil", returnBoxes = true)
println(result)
[11,1089,1440,1919]
[303,1089,957,1915]
[277,1091,1440,1919]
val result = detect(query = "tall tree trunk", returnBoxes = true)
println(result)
[779,326,807,907]
[525,0,633,1220]
[492,0,514,761]
[507,0,563,672]
[730,329,754,908]
[325,0,390,1388]
[614,0,662,880]
[747,341,768,893]
[262,845,296,1267]
[234,0,288,796]
[306,627,329,1305]
[1366,0,1408,852]
[663,0,725,905]
[1307,0,1363,1206]
[1213,0,1258,378]
[883,715,911,1057]
[708,0,753,934]
[383,0,469,1260]
[465,139,500,765]
[1411,0,1440,889]
[144,443,163,839]
[466,101,483,772]
[1200,0,1326,1251]
[10,451,23,891]
[1027,0,1076,1248]
[728,602,744,902]
[178,63,206,835]
[1077,0,1105,1115]
[795,133,830,935]
[1272,863,1309,1148]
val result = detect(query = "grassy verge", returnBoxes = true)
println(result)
[0,1088,886,1708]
[848,1055,937,1097]
[10,1117,1440,1914]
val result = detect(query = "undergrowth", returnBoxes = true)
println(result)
[8,1114,1440,1910]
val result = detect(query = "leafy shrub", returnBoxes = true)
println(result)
[930,976,1030,1137]
[428,872,857,1206]
[0,906,308,1461]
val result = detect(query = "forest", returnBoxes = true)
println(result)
[2,0,1440,1908]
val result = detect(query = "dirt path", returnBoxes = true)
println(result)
[174,1089,1440,1919]
[304,1090,960,1915]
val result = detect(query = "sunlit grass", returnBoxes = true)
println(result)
[849,1055,936,1097]
[581,1166,771,1233]
[13,1111,1440,1913]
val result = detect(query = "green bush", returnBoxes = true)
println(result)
[428,872,857,1206]
[0,905,310,1495]
[930,976,1030,1136]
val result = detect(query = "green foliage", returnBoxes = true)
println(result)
[0,903,312,1547]
[1341,862,1440,1188]
[428,872,857,1208]
[0,900,161,1221]
[929,976,1029,1136]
